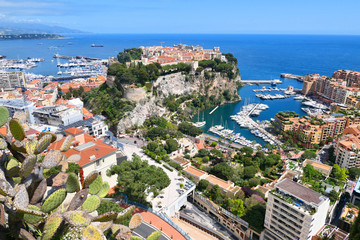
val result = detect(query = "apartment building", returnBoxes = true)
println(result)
[264,178,330,240]
[0,71,25,89]
[302,74,320,95]
[33,105,83,126]
[335,134,360,169]
[274,111,299,132]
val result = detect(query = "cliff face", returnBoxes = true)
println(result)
[154,71,241,100]
[117,71,241,133]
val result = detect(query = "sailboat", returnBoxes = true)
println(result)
[193,111,206,127]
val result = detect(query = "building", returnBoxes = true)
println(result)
[48,127,121,186]
[312,224,349,240]
[26,79,42,89]
[335,133,360,169]
[274,111,299,132]
[346,96,360,108]
[0,99,35,123]
[0,72,25,89]
[302,160,332,177]
[264,178,330,240]
[351,177,360,206]
[33,105,83,126]
[338,205,359,233]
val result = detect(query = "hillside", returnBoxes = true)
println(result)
[0,21,83,35]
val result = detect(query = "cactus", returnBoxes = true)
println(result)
[42,149,63,169]
[30,179,47,204]
[42,213,63,240]
[93,211,118,222]
[97,182,110,198]
[24,138,38,155]
[11,140,27,153]
[41,188,67,213]
[60,135,74,152]
[114,206,135,224]
[0,107,9,127]
[67,154,81,163]
[83,171,98,188]
[81,195,101,213]
[23,205,43,224]
[20,154,37,179]
[128,213,143,229]
[0,179,15,197]
[0,139,6,150]
[14,184,29,208]
[146,231,162,240]
[0,113,127,239]
[82,225,104,240]
[67,189,89,211]
[66,173,80,193]
[131,236,143,240]
[9,119,25,141]
[63,210,92,227]
[38,132,57,143]
[35,134,53,154]
[89,175,102,195]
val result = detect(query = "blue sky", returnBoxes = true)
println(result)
[0,0,360,34]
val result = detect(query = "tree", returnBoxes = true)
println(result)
[178,122,203,137]
[210,162,234,181]
[331,164,348,182]
[147,141,158,152]
[303,164,323,181]
[328,189,339,202]
[349,167,360,180]
[240,146,253,156]
[164,139,178,153]
[107,154,171,204]
[97,200,124,215]
[302,150,317,159]
[350,215,360,240]
[197,148,209,157]
[229,199,245,217]
[209,185,222,202]
[244,166,257,179]
[211,142,218,147]
[197,179,210,191]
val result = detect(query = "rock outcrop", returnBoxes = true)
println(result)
[117,70,241,133]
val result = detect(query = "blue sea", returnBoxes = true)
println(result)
[1,34,360,144]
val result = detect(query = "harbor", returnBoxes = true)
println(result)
[192,77,307,146]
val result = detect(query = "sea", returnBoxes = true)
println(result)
[1,34,360,144]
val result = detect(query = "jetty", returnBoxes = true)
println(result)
[241,79,282,84]
[209,106,219,115]
[280,73,304,81]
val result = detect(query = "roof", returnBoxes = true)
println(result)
[65,127,85,136]
[205,175,233,190]
[276,178,325,205]
[183,165,207,178]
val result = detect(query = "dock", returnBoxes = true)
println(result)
[280,73,304,81]
[241,79,282,84]
[209,106,219,115]
[50,75,91,82]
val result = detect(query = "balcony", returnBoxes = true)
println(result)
[271,190,316,215]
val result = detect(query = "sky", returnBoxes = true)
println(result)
[0,0,360,34]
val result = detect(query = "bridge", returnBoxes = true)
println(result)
[241,79,282,84]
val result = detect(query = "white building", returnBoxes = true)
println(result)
[335,134,360,169]
[264,178,330,240]
[0,99,35,123]
[0,71,25,89]
[48,127,122,187]
[33,105,83,126]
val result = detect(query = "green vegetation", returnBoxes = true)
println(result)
[350,215,360,240]
[107,154,171,205]
[178,122,203,137]
[82,83,135,132]
[108,61,161,85]
[302,150,317,159]
[349,167,360,180]
[210,162,234,181]
[97,200,124,215]
[117,48,143,63]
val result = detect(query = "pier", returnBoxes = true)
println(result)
[209,106,219,115]
[241,79,282,84]
[280,73,304,81]
[50,75,91,82]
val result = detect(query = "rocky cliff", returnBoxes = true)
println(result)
[116,70,241,133]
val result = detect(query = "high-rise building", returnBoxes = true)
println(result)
[0,72,25,89]
[264,178,330,240]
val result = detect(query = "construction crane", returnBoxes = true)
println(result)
[15,85,28,105]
